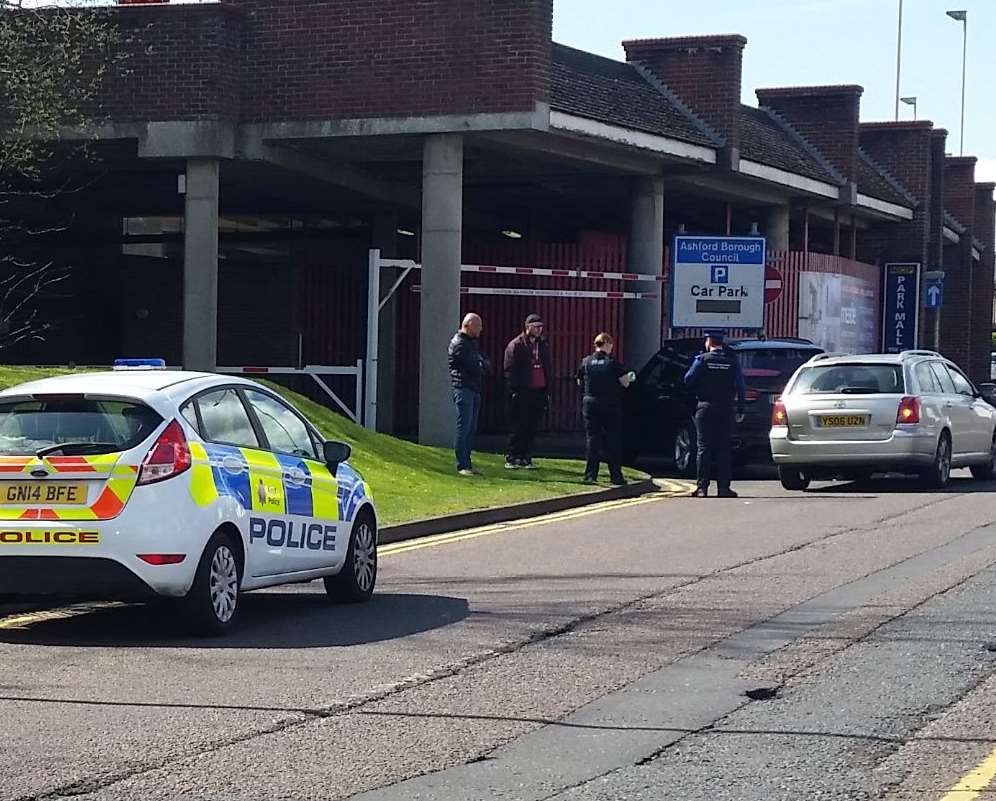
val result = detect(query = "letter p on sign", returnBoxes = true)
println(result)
[711,266,729,284]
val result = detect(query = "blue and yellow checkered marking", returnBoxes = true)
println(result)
[188,444,346,522]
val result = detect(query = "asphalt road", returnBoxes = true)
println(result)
[4,471,996,800]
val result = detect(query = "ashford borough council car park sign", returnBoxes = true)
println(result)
[671,236,767,329]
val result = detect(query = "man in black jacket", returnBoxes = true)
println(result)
[503,313,553,469]
[448,313,488,476]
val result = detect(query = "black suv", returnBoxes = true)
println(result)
[622,337,825,474]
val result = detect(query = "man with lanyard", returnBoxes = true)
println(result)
[503,313,553,469]
[683,330,746,498]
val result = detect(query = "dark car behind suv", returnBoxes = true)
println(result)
[623,337,825,474]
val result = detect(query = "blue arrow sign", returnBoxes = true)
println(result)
[925,278,943,309]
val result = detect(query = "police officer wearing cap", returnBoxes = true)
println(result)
[683,331,746,498]
[576,332,635,486]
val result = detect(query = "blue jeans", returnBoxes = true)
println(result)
[453,388,481,471]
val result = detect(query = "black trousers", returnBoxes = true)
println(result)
[506,389,547,462]
[582,397,623,481]
[694,404,734,492]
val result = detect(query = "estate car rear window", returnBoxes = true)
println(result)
[0,396,163,456]
[736,348,823,392]
[791,364,906,395]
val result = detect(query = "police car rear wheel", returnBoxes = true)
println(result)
[325,512,377,603]
[185,531,242,635]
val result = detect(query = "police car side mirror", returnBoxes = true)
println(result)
[323,440,352,470]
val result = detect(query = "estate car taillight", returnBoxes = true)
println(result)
[771,400,788,428]
[896,396,921,425]
[137,419,192,485]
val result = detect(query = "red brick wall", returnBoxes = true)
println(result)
[859,122,936,348]
[940,158,977,375]
[623,35,745,152]
[95,0,552,123]
[973,184,996,383]
[756,86,861,184]
[97,5,244,121]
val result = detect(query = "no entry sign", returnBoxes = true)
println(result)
[764,266,783,304]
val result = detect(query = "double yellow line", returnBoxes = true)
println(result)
[0,481,695,630]
[382,484,692,557]
[939,748,996,800]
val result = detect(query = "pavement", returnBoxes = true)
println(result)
[3,470,996,800]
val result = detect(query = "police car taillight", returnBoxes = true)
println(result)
[138,420,192,485]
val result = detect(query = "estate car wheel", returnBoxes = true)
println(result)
[325,510,377,604]
[921,432,952,489]
[970,431,996,481]
[673,421,698,478]
[778,466,811,492]
[184,531,242,636]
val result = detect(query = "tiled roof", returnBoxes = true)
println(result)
[550,44,717,148]
[738,106,840,185]
[856,150,916,208]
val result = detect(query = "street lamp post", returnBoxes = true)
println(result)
[947,10,968,155]
[894,0,904,120]
[901,96,917,120]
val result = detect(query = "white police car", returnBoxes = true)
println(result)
[0,360,377,634]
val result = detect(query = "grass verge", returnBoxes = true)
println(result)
[0,366,645,525]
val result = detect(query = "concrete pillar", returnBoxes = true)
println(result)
[765,205,790,252]
[418,134,463,447]
[624,176,665,370]
[373,213,399,434]
[182,158,220,371]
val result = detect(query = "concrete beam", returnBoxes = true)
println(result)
[182,159,220,371]
[418,134,464,448]
[242,140,421,209]
[478,131,670,176]
[243,106,549,143]
[549,112,717,165]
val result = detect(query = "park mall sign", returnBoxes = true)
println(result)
[671,236,767,329]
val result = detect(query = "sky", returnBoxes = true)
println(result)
[553,0,996,184]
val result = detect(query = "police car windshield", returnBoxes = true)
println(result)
[0,397,163,456]
[735,348,822,392]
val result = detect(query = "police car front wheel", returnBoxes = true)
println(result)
[325,511,377,603]
[184,530,243,635]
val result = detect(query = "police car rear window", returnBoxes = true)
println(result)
[792,364,906,395]
[0,396,163,456]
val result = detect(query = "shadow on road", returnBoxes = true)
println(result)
[0,591,469,649]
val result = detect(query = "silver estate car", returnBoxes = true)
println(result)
[770,350,996,490]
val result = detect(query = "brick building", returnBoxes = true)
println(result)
[6,0,995,442]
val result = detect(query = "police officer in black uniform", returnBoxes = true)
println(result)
[683,331,746,498]
[576,332,635,486]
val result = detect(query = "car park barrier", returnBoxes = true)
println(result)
[216,364,364,425]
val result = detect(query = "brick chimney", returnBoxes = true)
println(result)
[939,156,976,374]
[944,157,978,231]
[622,34,746,165]
[928,129,948,268]
[755,85,862,193]
[972,183,995,383]
[859,122,934,203]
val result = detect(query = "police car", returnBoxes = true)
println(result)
[0,360,377,634]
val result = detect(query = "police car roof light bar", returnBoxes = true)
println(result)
[113,358,167,371]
